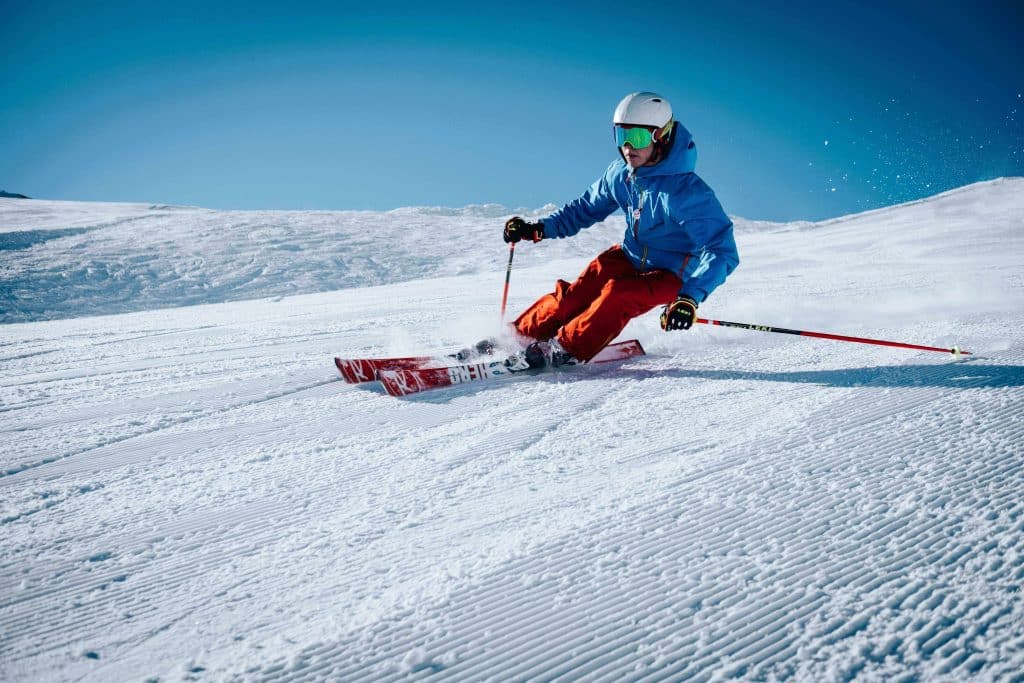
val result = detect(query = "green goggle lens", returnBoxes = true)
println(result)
[614,126,655,149]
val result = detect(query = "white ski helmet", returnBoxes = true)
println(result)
[613,91,673,129]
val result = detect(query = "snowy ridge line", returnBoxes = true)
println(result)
[763,177,1021,233]
[255,358,1024,681]
[0,210,161,236]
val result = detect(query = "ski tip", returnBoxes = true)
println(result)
[334,357,366,384]
[590,338,646,363]
[334,357,354,383]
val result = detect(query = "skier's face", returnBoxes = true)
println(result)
[621,140,656,169]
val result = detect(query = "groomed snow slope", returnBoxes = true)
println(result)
[1,179,1023,681]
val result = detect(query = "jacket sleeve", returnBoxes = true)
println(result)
[679,220,740,304]
[541,168,619,239]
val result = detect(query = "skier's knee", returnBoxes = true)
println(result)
[600,278,636,298]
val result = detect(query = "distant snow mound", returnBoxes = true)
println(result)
[388,204,514,218]
[0,178,1020,323]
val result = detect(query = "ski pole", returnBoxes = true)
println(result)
[500,242,516,322]
[696,317,971,357]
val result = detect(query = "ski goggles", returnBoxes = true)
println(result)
[614,125,657,149]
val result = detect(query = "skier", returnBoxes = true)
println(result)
[503,91,740,368]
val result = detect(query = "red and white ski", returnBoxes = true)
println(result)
[378,339,645,397]
[334,355,437,384]
[334,340,503,383]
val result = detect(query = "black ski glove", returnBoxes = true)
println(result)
[503,217,544,244]
[660,296,698,331]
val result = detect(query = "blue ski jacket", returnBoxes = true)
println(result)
[540,122,739,303]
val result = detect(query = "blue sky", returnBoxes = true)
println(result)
[1,0,1021,221]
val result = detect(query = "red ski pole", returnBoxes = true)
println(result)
[500,242,516,322]
[696,317,971,357]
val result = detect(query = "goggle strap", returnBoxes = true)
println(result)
[656,120,673,141]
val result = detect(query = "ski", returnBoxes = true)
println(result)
[378,339,645,397]
[334,340,499,383]
[334,354,437,384]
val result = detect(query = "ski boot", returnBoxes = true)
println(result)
[503,339,577,371]
[453,338,498,362]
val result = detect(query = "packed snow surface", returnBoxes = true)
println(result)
[1,178,1023,681]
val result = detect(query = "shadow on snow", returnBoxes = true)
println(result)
[620,360,1024,390]
[391,358,1024,402]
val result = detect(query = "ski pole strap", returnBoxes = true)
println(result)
[695,318,971,356]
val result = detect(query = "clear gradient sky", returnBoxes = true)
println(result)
[2,0,1021,221]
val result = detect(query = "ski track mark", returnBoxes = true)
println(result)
[248,352,1024,682]
[0,379,625,670]
[0,373,343,479]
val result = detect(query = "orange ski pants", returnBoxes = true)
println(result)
[514,245,683,361]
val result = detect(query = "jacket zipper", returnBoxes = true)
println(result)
[631,178,647,270]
